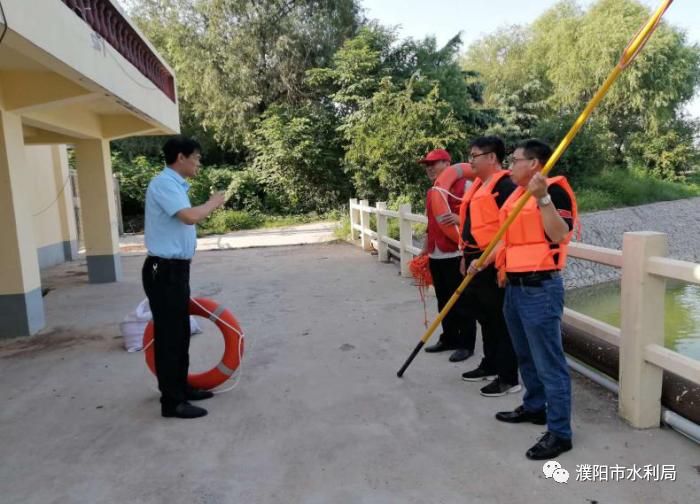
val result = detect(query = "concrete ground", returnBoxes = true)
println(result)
[118,222,339,255]
[1,242,698,504]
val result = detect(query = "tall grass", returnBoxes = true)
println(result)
[576,169,700,212]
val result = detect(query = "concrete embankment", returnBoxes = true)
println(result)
[563,197,700,288]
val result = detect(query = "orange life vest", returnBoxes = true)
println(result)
[429,163,474,245]
[497,176,578,274]
[459,170,511,251]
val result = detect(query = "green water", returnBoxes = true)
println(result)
[566,282,700,361]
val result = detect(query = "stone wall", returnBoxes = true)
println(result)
[564,197,700,289]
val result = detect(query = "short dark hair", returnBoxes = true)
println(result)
[469,136,506,163]
[163,136,202,165]
[517,139,553,166]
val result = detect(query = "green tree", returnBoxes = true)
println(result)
[308,25,491,126]
[463,0,700,178]
[342,78,467,206]
[628,116,700,180]
[303,26,492,206]
[125,0,362,150]
[246,102,350,213]
[111,153,161,215]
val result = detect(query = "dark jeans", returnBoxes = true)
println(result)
[142,256,192,409]
[503,276,572,439]
[458,265,519,384]
[429,256,476,350]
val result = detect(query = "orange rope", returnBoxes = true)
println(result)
[409,255,432,328]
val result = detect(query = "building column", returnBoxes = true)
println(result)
[50,145,79,261]
[0,110,45,337]
[74,139,122,283]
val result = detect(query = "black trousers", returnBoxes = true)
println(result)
[429,256,476,350]
[457,265,519,384]
[142,256,192,408]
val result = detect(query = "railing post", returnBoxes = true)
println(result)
[376,202,389,262]
[359,199,372,251]
[349,198,359,243]
[619,231,667,428]
[399,203,413,277]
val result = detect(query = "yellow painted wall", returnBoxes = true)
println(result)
[30,145,65,249]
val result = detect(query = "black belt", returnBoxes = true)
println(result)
[507,270,560,287]
[146,256,191,265]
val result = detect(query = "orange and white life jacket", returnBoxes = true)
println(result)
[428,163,474,245]
[458,169,511,251]
[497,176,578,273]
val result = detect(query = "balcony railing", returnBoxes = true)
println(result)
[60,0,176,102]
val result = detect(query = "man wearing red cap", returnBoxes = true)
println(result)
[419,149,476,363]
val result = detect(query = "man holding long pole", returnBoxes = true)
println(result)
[486,139,577,459]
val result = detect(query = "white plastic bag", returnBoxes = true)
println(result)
[120,298,203,352]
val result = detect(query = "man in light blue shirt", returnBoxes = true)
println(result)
[144,167,197,260]
[142,136,225,419]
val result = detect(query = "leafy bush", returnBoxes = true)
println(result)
[575,188,618,212]
[530,115,615,182]
[112,153,161,216]
[246,102,351,214]
[188,167,238,206]
[113,153,269,216]
[334,215,352,240]
[576,169,700,212]
[198,210,264,236]
[343,79,468,208]
[627,118,700,180]
[226,168,268,212]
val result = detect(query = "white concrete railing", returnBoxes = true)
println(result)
[349,198,426,277]
[349,198,700,429]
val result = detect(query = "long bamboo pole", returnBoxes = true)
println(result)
[397,0,674,378]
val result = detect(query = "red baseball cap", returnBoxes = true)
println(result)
[418,149,451,164]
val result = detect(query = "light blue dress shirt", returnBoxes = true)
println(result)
[144,167,197,259]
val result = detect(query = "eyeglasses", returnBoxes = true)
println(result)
[468,151,493,162]
[508,156,534,165]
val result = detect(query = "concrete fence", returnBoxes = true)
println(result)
[349,198,700,431]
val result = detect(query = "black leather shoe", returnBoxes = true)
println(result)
[526,431,572,460]
[186,388,214,401]
[449,348,473,362]
[424,339,456,353]
[162,402,208,419]
[495,405,547,425]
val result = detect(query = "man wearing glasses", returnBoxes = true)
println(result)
[418,149,476,363]
[459,136,520,397]
[143,136,226,419]
[487,139,577,460]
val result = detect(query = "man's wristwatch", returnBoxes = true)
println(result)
[537,194,552,207]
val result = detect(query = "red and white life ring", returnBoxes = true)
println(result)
[429,162,474,244]
[143,297,244,390]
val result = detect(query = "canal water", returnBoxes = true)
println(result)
[566,282,700,361]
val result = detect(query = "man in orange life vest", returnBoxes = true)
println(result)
[478,139,577,460]
[458,136,520,397]
[419,149,476,363]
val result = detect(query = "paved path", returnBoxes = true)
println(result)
[118,222,339,255]
[0,243,698,503]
